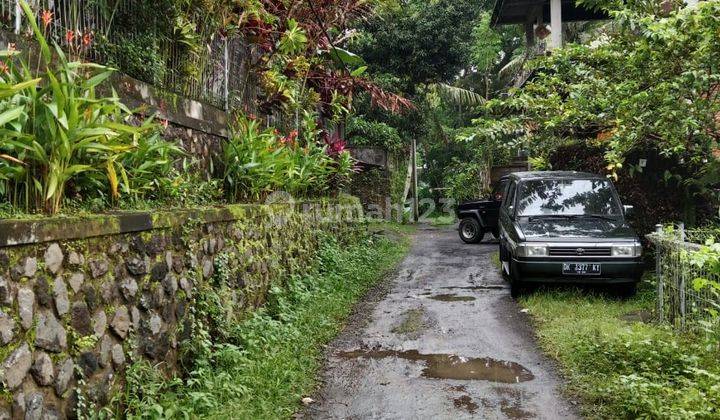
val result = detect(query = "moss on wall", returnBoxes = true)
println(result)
[0,203,361,418]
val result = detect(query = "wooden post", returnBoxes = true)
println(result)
[411,137,419,223]
[655,224,664,323]
[524,6,541,48]
[549,0,563,50]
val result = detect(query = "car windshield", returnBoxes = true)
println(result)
[516,179,622,217]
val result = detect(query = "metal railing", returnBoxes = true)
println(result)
[647,223,720,330]
[1,0,254,110]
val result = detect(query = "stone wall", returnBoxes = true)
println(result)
[0,203,360,419]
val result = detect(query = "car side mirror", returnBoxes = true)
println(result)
[623,205,634,216]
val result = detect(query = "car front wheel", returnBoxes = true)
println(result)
[459,218,484,244]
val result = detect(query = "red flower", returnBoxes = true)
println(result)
[325,132,347,156]
[65,30,75,44]
[41,10,53,28]
[280,130,298,146]
[82,31,93,47]
[0,61,9,74]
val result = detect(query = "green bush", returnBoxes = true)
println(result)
[346,116,404,153]
[0,1,156,214]
[220,115,354,201]
[523,289,720,419]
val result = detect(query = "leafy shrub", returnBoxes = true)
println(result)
[0,1,155,214]
[97,33,167,86]
[220,115,354,201]
[444,159,487,201]
[524,290,720,419]
[346,116,404,153]
[572,329,720,418]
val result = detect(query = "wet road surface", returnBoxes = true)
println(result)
[305,225,578,419]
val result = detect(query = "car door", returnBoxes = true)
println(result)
[484,178,509,232]
[499,180,518,258]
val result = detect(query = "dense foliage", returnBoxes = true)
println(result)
[470,2,720,207]
[0,1,163,214]
[221,115,353,201]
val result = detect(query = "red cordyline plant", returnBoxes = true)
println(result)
[236,0,413,117]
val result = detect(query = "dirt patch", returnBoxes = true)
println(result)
[453,395,479,414]
[392,308,426,335]
[447,385,467,393]
[494,387,535,419]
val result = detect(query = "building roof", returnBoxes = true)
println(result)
[509,171,606,180]
[492,0,609,25]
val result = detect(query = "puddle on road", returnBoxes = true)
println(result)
[453,395,479,414]
[338,349,534,383]
[441,285,507,291]
[428,293,476,302]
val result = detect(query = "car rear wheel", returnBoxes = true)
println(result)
[459,218,484,244]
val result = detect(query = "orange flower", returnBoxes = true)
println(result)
[41,10,53,28]
[82,31,93,47]
[65,30,75,43]
[160,119,169,129]
[0,61,9,74]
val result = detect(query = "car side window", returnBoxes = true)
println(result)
[503,181,516,215]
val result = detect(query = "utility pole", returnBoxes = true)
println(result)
[411,137,419,223]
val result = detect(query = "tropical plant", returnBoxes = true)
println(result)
[0,0,155,214]
[220,115,354,201]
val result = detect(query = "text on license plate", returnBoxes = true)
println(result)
[562,263,601,275]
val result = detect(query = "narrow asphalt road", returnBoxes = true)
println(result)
[305,225,578,420]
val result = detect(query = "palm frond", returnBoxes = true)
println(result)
[435,83,486,106]
[499,52,527,78]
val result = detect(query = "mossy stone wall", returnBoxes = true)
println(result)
[0,203,360,418]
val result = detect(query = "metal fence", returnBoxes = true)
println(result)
[647,224,720,330]
[0,0,253,110]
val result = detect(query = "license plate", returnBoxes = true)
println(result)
[562,263,601,276]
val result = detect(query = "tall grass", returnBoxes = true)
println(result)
[109,227,410,419]
[522,285,720,418]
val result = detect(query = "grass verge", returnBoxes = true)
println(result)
[521,282,720,419]
[119,225,412,419]
[428,215,456,226]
